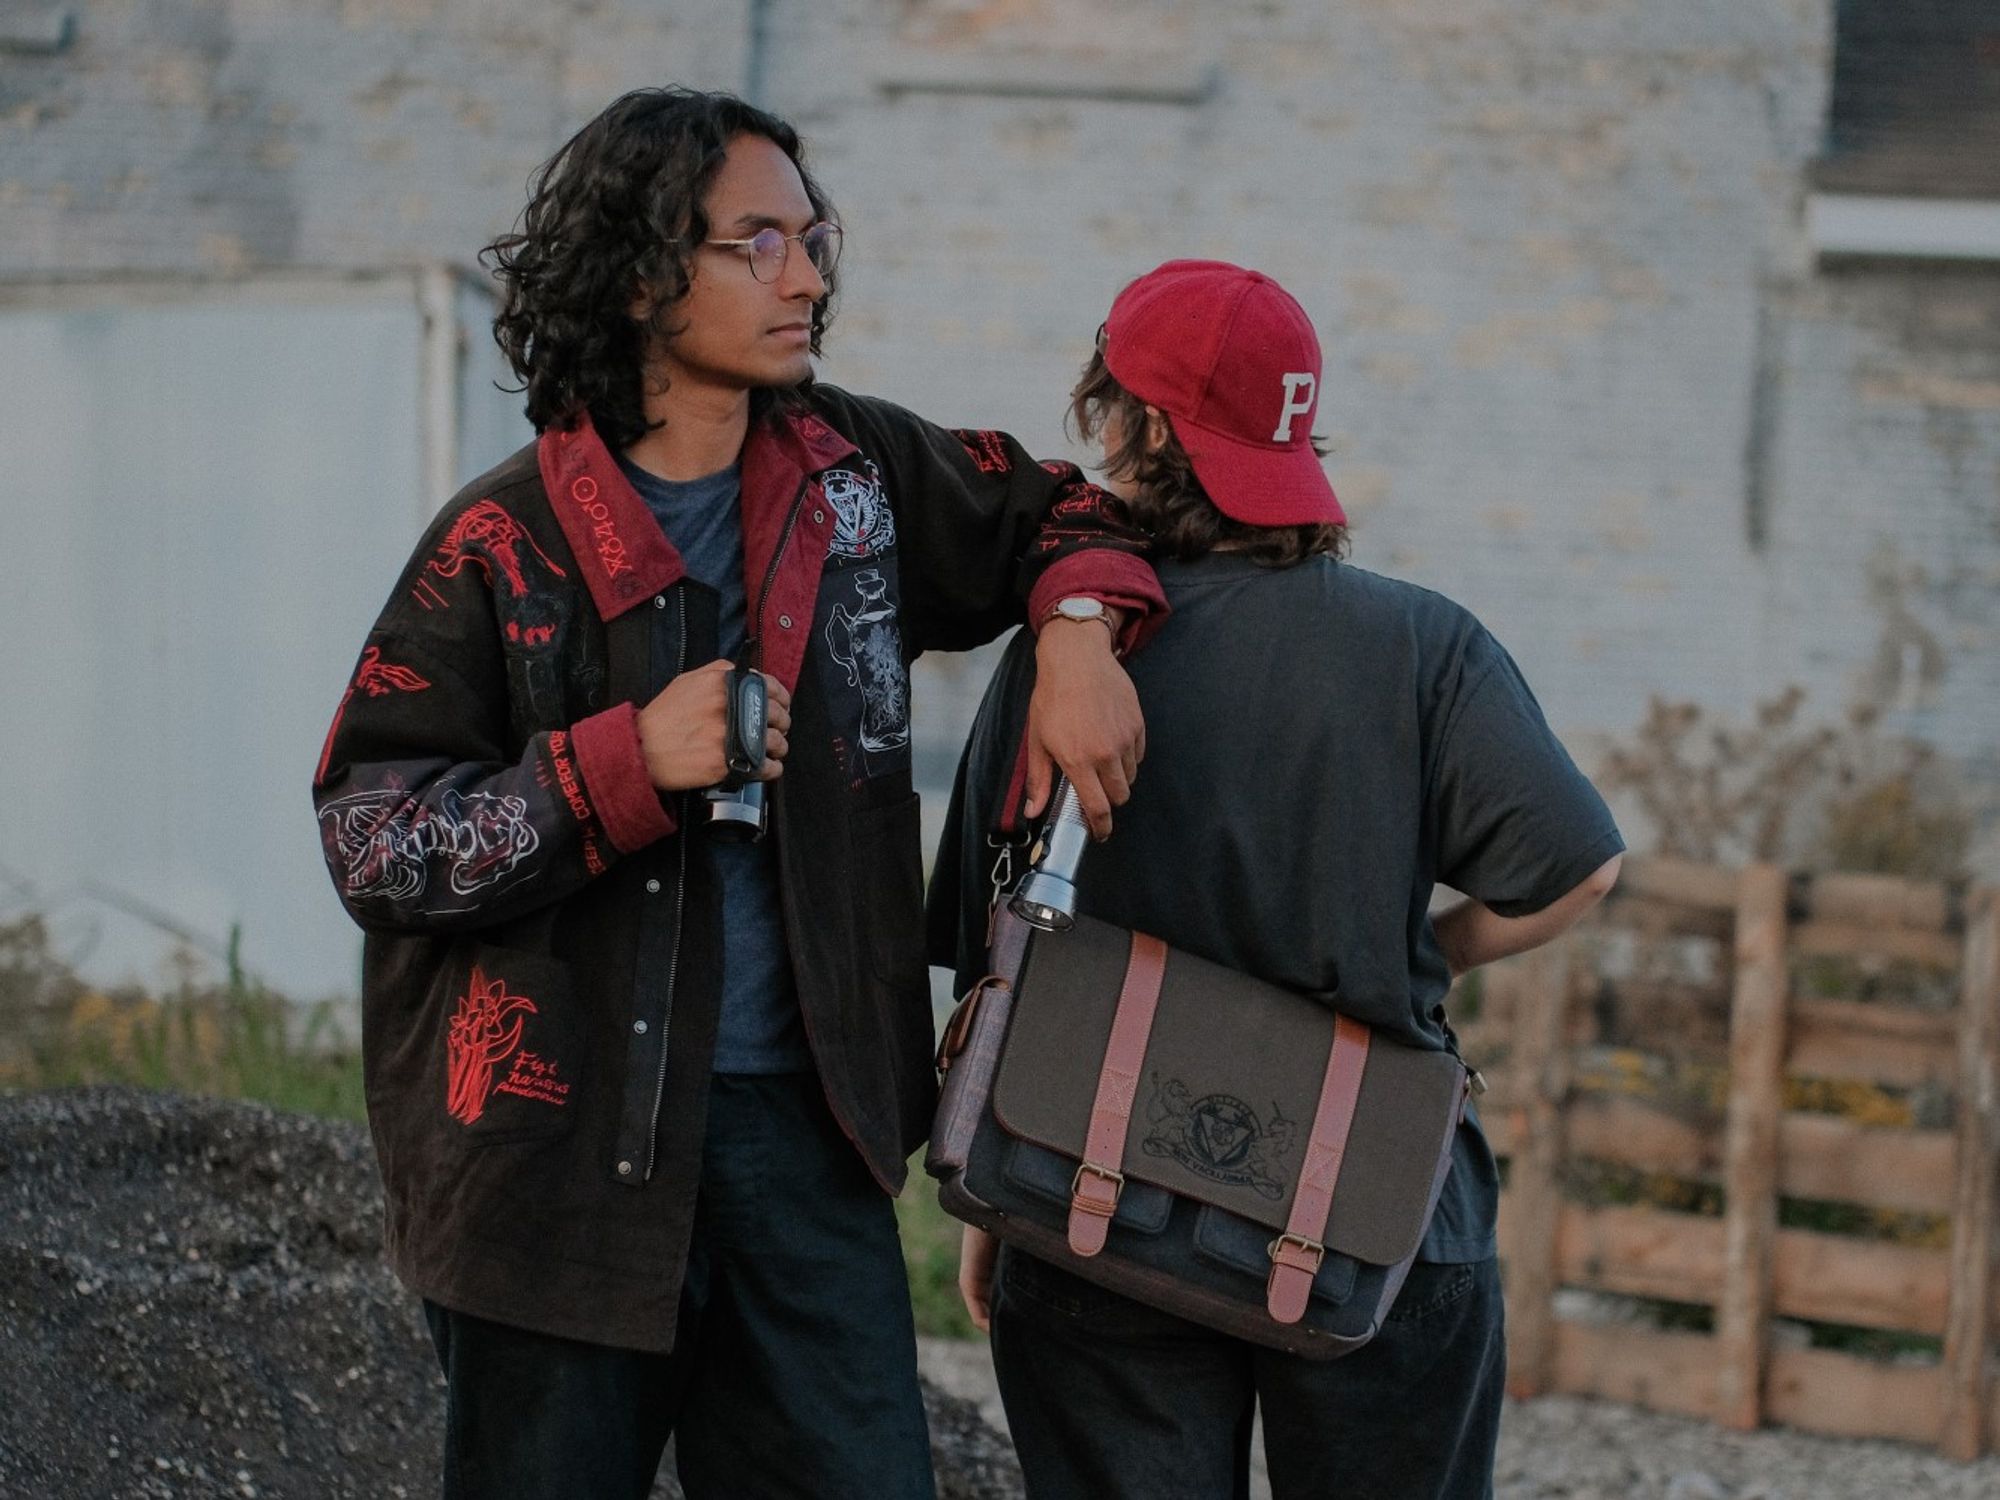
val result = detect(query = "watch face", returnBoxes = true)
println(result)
[1057,598,1104,621]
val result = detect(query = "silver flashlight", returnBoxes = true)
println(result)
[1009,777,1091,932]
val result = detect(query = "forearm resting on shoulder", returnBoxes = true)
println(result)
[1021,608,1146,838]
[1434,854,1623,980]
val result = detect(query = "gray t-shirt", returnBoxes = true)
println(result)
[618,455,810,1075]
[930,552,1625,1260]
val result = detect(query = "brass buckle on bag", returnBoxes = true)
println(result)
[1070,1162,1125,1216]
[1267,1232,1325,1275]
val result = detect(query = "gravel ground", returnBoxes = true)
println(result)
[4,1086,1996,1500]
[0,1088,1016,1500]
[923,1331,2000,1500]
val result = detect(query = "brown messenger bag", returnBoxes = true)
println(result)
[926,906,1474,1358]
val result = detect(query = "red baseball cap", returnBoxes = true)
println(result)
[1101,259,1344,527]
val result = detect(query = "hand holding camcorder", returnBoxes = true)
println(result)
[632,658,787,840]
[704,666,772,842]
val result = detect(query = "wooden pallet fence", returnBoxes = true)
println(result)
[1468,858,2000,1458]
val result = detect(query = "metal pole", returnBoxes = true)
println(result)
[744,0,773,106]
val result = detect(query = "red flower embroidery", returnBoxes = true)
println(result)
[445,965,538,1126]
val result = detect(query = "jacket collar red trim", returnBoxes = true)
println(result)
[538,404,859,624]
[741,406,857,691]
[749,403,860,483]
[538,415,687,619]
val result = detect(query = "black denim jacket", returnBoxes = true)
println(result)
[313,385,1164,1352]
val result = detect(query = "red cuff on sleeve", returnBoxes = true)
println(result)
[1027,551,1170,656]
[570,703,677,853]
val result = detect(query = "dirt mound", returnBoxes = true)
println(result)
[0,1087,1022,1499]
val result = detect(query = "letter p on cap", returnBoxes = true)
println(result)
[1273,373,1316,443]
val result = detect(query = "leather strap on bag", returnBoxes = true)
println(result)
[1067,932,1168,1256]
[1266,1013,1372,1324]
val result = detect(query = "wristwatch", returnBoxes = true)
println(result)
[1041,596,1116,637]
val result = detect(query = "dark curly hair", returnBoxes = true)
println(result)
[481,87,838,447]
[1068,349,1348,567]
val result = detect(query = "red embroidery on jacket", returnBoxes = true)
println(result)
[315,646,433,786]
[429,499,569,599]
[1050,491,1105,520]
[445,965,539,1125]
[952,429,1011,475]
[793,412,837,448]
[565,476,635,581]
[506,621,557,647]
[545,732,596,832]
[495,1050,572,1108]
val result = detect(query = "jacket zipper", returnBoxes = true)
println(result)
[642,590,690,1182]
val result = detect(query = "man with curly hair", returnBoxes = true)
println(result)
[312,87,1165,1499]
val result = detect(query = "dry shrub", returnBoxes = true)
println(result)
[0,914,361,1119]
[1597,688,1970,879]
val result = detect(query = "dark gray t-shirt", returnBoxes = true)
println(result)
[930,552,1624,1260]
[618,455,810,1075]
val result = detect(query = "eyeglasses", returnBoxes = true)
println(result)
[703,222,843,285]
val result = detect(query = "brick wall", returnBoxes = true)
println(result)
[5,0,1995,870]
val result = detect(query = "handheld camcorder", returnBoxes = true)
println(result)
[703,666,769,842]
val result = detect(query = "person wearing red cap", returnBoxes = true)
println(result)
[929,261,1626,1499]
[1087,257,1352,531]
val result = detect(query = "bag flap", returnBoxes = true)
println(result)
[990,915,1464,1266]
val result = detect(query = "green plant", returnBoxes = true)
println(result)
[895,1161,981,1340]
[0,915,365,1121]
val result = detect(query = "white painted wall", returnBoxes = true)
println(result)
[0,276,531,1000]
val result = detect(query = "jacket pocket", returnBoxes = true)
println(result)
[410,942,583,1149]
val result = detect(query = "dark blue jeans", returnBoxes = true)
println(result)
[422,1072,935,1500]
[990,1248,1505,1500]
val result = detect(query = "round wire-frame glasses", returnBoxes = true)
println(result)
[704,222,843,285]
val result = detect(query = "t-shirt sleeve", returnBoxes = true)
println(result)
[1430,631,1625,917]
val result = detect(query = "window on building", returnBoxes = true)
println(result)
[1810,1,2000,259]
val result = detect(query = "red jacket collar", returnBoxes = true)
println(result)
[740,405,856,691]
[751,402,859,480]
[537,403,857,621]
[538,415,686,619]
